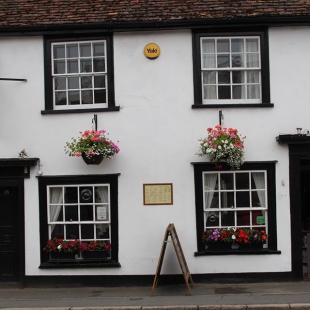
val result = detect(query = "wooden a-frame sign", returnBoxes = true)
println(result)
[151,223,194,296]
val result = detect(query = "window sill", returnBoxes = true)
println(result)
[39,259,121,268]
[192,103,274,109]
[41,106,120,115]
[195,249,281,256]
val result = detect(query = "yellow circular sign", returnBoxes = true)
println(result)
[144,43,160,59]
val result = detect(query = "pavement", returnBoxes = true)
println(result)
[0,281,310,309]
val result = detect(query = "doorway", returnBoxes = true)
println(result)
[300,162,310,279]
[0,186,20,281]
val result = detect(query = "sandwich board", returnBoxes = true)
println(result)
[151,223,194,296]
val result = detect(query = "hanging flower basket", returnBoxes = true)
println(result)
[81,153,104,165]
[65,129,120,165]
[197,125,246,170]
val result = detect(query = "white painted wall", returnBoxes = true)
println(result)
[0,26,307,276]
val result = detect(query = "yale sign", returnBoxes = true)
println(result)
[144,43,160,59]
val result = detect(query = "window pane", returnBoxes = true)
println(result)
[217,39,229,52]
[221,191,234,209]
[251,191,261,207]
[232,71,244,84]
[246,53,259,67]
[53,45,65,59]
[68,91,80,105]
[218,71,230,84]
[49,187,63,203]
[80,59,92,73]
[246,38,259,52]
[67,44,78,58]
[232,54,243,67]
[94,90,106,104]
[95,186,109,203]
[81,90,93,104]
[205,192,219,209]
[80,43,91,57]
[94,75,106,88]
[80,187,93,203]
[80,205,94,221]
[67,59,78,73]
[55,91,67,105]
[247,85,260,99]
[206,211,219,227]
[65,187,78,203]
[202,55,215,68]
[65,205,78,221]
[236,191,250,208]
[94,58,105,72]
[252,210,265,225]
[232,85,244,99]
[93,42,105,56]
[51,224,64,239]
[247,71,259,83]
[221,211,235,226]
[54,77,66,90]
[95,205,109,221]
[251,172,265,189]
[237,211,250,226]
[218,86,231,99]
[50,205,63,221]
[66,224,79,239]
[203,71,216,84]
[220,174,234,190]
[96,224,110,239]
[217,55,229,68]
[236,173,249,189]
[54,60,65,74]
[231,39,244,52]
[204,173,219,190]
[203,85,217,99]
[81,76,92,89]
[68,77,79,89]
[81,224,94,239]
[202,39,215,53]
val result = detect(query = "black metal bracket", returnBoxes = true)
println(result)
[0,78,27,82]
[92,114,98,131]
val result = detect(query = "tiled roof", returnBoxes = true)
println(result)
[0,0,310,29]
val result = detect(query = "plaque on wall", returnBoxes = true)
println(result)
[143,183,173,205]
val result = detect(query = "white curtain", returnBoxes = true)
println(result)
[50,187,63,234]
[96,186,109,237]
[252,172,265,208]
[204,174,217,209]
[246,38,260,99]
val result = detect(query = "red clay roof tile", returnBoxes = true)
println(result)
[0,0,310,29]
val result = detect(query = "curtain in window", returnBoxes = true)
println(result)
[97,186,108,203]
[50,187,63,234]
[246,39,260,99]
[205,174,217,209]
[252,172,265,208]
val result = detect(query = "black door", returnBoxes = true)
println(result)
[0,186,19,281]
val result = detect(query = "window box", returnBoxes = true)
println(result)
[49,252,76,261]
[82,250,109,260]
[205,242,232,250]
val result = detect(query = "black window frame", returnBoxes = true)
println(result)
[192,28,273,109]
[38,174,120,268]
[192,162,280,256]
[42,34,119,114]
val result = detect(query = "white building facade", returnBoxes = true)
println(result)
[0,13,309,286]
